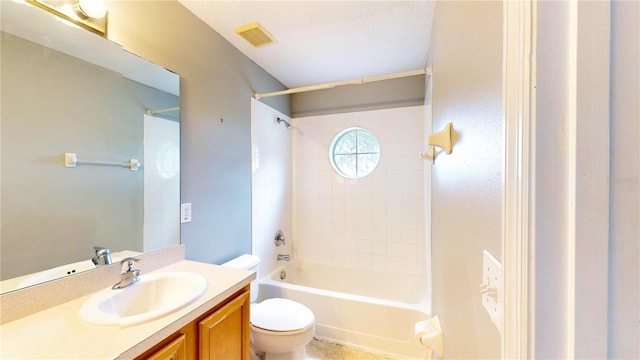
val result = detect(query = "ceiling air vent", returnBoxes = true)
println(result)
[235,22,275,47]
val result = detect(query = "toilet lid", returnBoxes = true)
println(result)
[251,298,315,332]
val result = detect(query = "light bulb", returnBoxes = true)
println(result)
[77,0,107,19]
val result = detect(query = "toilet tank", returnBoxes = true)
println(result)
[221,254,260,302]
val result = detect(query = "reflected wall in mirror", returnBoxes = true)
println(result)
[0,0,181,293]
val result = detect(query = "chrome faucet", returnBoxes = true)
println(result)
[277,254,290,262]
[112,257,141,290]
[92,246,112,266]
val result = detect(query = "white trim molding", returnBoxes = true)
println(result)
[503,0,534,358]
[568,1,611,358]
[504,0,612,358]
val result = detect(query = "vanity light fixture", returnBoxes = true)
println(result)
[27,0,108,36]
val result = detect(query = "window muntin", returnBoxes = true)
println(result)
[329,127,380,179]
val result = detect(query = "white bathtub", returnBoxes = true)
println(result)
[257,261,431,359]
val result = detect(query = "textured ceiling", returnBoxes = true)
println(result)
[178,1,435,89]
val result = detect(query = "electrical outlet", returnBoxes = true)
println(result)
[481,249,503,334]
[180,203,192,223]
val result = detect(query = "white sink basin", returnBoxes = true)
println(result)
[78,271,208,327]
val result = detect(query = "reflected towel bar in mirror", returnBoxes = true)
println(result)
[64,153,141,171]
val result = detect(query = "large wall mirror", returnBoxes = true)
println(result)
[1,1,181,293]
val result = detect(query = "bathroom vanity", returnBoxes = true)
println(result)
[134,285,251,360]
[0,249,255,359]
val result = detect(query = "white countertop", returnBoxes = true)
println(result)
[0,260,255,359]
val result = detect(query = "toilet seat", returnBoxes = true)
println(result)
[251,322,314,336]
[251,298,315,332]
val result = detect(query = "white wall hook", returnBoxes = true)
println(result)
[419,122,454,163]
[418,147,436,160]
[429,122,454,154]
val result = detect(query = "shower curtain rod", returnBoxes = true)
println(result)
[145,106,180,115]
[254,67,432,100]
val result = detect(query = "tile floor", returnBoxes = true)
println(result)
[305,338,398,360]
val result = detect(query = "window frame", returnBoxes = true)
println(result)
[328,127,381,179]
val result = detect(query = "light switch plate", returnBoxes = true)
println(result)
[482,249,503,334]
[180,203,192,223]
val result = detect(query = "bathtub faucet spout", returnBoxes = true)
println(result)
[277,254,290,262]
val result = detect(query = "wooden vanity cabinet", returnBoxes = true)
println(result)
[145,334,187,360]
[199,288,251,360]
[135,286,250,360]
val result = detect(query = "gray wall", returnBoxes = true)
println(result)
[427,1,503,358]
[103,1,289,265]
[0,33,177,279]
[292,75,425,117]
[608,0,639,357]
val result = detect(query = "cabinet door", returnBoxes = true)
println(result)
[145,333,187,360]
[199,290,251,360]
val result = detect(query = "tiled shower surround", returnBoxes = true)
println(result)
[292,106,426,276]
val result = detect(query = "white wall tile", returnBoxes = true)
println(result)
[357,253,373,268]
[251,99,293,276]
[372,255,387,270]
[357,239,372,253]
[292,106,426,275]
[372,241,387,255]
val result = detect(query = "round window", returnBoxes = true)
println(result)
[329,127,380,179]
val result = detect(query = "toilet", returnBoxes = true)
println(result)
[222,254,315,360]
